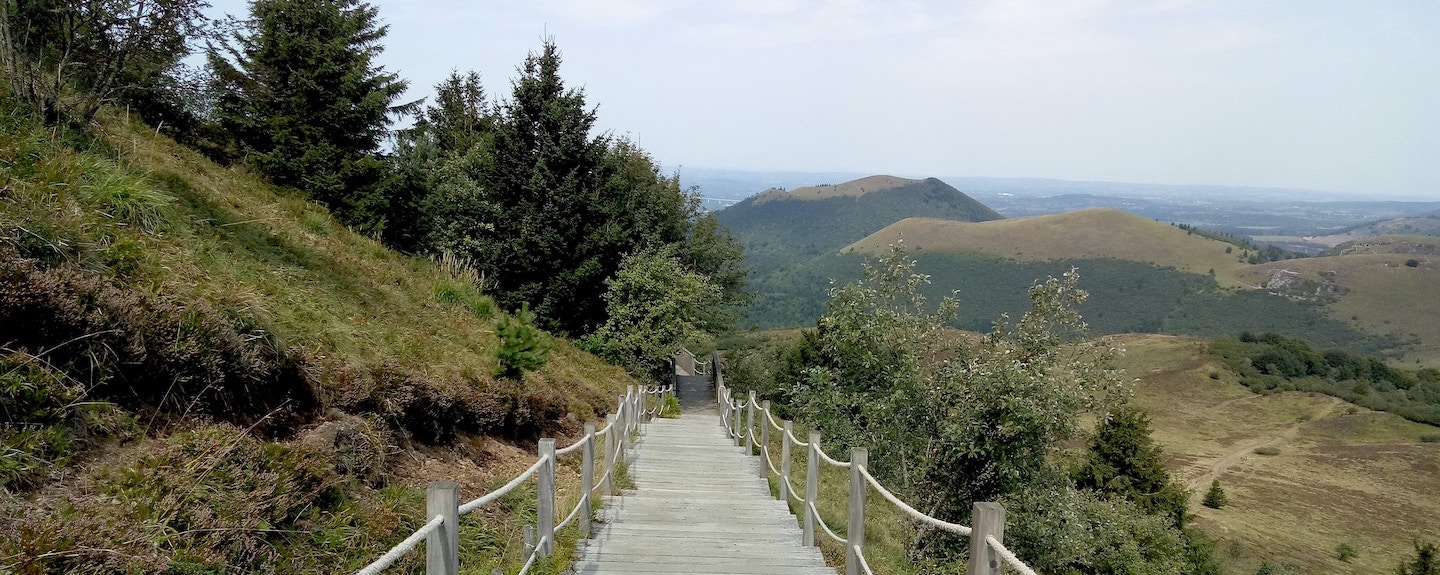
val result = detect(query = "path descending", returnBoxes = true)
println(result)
[574,413,835,575]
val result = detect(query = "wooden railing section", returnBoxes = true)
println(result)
[714,358,1041,575]
[352,384,674,575]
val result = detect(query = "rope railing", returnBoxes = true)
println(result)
[718,380,1040,575]
[353,383,675,575]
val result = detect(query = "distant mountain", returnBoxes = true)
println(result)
[715,175,1002,273]
[1304,215,1440,247]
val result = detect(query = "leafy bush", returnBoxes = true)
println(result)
[1335,543,1358,562]
[1421,434,1440,443]
[1253,446,1281,456]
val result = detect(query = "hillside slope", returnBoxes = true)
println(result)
[1239,248,1440,367]
[714,175,1002,273]
[846,208,1248,286]
[0,109,633,573]
[1115,334,1440,575]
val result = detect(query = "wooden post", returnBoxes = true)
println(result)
[523,525,535,560]
[581,422,595,538]
[537,439,556,556]
[846,448,868,575]
[603,415,616,498]
[759,400,771,479]
[803,431,820,547]
[968,502,1006,575]
[745,391,756,455]
[732,402,742,447]
[426,482,459,575]
[780,420,793,503]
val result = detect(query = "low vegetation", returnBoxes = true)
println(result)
[1211,333,1440,425]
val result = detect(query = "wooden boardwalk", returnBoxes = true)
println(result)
[573,412,835,575]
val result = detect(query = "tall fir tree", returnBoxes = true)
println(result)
[209,0,409,230]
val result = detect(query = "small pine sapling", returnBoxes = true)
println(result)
[494,304,551,380]
[1202,479,1228,509]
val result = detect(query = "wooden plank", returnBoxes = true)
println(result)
[576,413,837,575]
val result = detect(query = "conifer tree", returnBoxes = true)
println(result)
[209,0,409,229]
[1202,479,1228,509]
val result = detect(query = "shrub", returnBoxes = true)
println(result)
[494,304,551,380]
[1253,446,1281,456]
[1335,543,1358,562]
[1421,434,1440,443]
[1406,259,1421,268]
[1202,479,1228,509]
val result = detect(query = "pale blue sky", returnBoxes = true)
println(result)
[207,1,1440,198]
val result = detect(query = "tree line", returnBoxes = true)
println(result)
[0,0,747,380]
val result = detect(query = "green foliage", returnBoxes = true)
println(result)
[658,393,681,418]
[582,247,724,382]
[1202,479,1228,509]
[398,44,747,339]
[209,0,409,229]
[1211,333,1440,425]
[494,304,552,380]
[1336,543,1358,562]
[1398,541,1439,575]
[1076,409,1189,524]
[0,0,207,123]
[1253,446,1280,456]
[1002,485,1192,575]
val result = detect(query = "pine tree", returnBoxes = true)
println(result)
[1397,541,1438,575]
[1076,408,1190,524]
[1202,479,1228,509]
[209,0,409,229]
[494,304,551,380]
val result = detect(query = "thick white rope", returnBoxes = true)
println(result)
[853,545,877,575]
[856,465,972,536]
[556,496,586,531]
[814,444,851,469]
[459,455,546,515]
[786,479,804,503]
[988,535,1040,575]
[786,427,810,448]
[764,407,784,432]
[555,433,590,456]
[762,445,780,476]
[808,501,847,545]
[514,536,548,575]
[353,515,444,575]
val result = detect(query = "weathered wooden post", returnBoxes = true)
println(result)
[759,400,771,479]
[537,439,556,556]
[968,502,1006,575]
[426,482,459,575]
[803,431,820,547]
[581,422,595,538]
[780,420,793,503]
[732,401,742,447]
[523,525,535,560]
[603,414,616,498]
[623,386,634,456]
[745,391,756,455]
[846,448,868,575]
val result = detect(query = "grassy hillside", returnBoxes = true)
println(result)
[1305,216,1440,247]
[846,208,1249,286]
[0,108,633,573]
[1238,249,1440,368]
[1114,334,1440,575]
[714,175,1002,274]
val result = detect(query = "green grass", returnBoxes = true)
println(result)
[0,106,638,573]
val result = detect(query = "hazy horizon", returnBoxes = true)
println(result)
[205,0,1440,199]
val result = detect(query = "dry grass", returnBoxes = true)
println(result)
[1238,253,1440,367]
[1109,333,1440,575]
[845,209,1249,286]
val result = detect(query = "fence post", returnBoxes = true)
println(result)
[603,414,616,498]
[733,402,743,448]
[523,525,535,560]
[803,431,820,547]
[780,420,793,503]
[968,502,1006,575]
[745,391,756,455]
[846,448,868,575]
[759,400,771,479]
[581,423,595,538]
[425,482,459,575]
[537,439,556,557]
